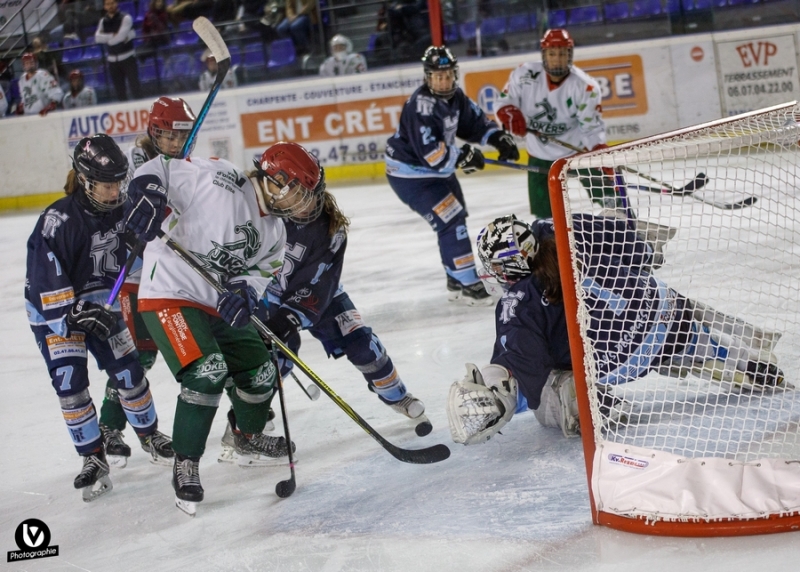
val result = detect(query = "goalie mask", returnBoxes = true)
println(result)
[540,28,574,81]
[477,215,538,285]
[253,142,325,224]
[422,45,458,99]
[73,134,130,212]
[148,96,196,159]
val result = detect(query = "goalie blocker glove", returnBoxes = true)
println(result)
[456,144,485,175]
[487,130,520,162]
[66,300,118,341]
[124,174,168,242]
[216,279,258,328]
[447,363,518,445]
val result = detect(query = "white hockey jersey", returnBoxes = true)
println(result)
[318,53,367,77]
[494,62,606,161]
[198,66,238,92]
[126,144,152,178]
[135,156,286,314]
[0,83,7,117]
[18,69,64,115]
[62,86,97,109]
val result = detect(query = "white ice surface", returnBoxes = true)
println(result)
[2,172,799,571]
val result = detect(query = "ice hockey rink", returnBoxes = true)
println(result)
[2,169,799,572]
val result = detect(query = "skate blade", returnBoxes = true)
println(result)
[81,475,113,502]
[175,497,197,517]
[217,445,292,467]
[447,289,462,302]
[107,455,128,469]
[148,454,174,467]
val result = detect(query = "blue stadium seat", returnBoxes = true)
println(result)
[665,0,682,13]
[268,38,296,68]
[480,16,507,37]
[605,2,630,20]
[164,53,199,81]
[459,21,477,40]
[118,1,135,17]
[548,10,567,28]
[568,6,602,25]
[83,44,103,60]
[632,0,664,16]
[242,43,266,68]
[84,70,106,89]
[507,14,531,34]
[139,58,164,83]
[444,23,459,43]
[61,47,84,64]
[367,33,379,52]
[174,30,199,46]
[530,13,538,30]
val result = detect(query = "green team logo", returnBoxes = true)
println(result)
[195,353,228,384]
[193,221,261,279]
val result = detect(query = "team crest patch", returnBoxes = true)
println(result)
[195,353,228,384]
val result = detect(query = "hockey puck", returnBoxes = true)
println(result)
[415,420,433,437]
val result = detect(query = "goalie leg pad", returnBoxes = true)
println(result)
[534,370,580,438]
[447,363,517,445]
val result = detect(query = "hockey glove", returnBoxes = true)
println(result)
[66,300,118,341]
[217,280,259,328]
[264,307,302,353]
[124,175,168,243]
[39,101,58,117]
[487,130,520,162]
[456,144,484,175]
[495,105,527,137]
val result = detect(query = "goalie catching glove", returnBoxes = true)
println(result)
[124,174,168,242]
[66,300,117,341]
[447,363,517,445]
[456,144,485,175]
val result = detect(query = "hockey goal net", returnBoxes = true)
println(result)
[548,101,800,536]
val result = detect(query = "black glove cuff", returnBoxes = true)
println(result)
[265,308,301,342]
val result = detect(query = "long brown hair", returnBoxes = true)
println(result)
[321,191,350,238]
[63,169,82,195]
[530,236,562,304]
[135,134,158,160]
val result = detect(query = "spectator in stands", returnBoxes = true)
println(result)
[95,0,141,101]
[166,0,214,26]
[62,69,98,109]
[374,0,431,63]
[235,0,281,42]
[276,0,317,56]
[56,0,104,42]
[30,36,64,81]
[198,48,238,91]
[319,35,367,77]
[140,0,171,60]
[16,53,64,116]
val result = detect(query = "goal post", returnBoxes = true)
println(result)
[548,101,800,536]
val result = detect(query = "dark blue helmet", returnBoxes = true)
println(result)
[421,45,458,99]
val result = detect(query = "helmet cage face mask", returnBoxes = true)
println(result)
[422,46,459,99]
[147,97,196,158]
[477,215,538,285]
[540,29,574,80]
[79,174,131,212]
[253,143,324,224]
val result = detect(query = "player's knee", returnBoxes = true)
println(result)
[232,360,277,403]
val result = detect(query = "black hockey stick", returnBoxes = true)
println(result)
[271,340,297,498]
[156,230,451,465]
[289,370,321,401]
[109,18,230,308]
[483,158,548,173]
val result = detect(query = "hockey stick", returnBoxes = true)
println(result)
[108,18,230,308]
[483,158,548,173]
[290,370,321,401]
[271,340,297,498]
[626,182,757,210]
[156,230,451,465]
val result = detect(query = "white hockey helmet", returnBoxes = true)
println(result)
[477,215,538,285]
[329,34,353,61]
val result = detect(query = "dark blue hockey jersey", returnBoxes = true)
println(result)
[385,84,499,178]
[25,194,126,337]
[491,214,680,409]
[265,210,347,328]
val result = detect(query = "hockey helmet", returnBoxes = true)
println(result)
[253,142,325,224]
[477,215,539,285]
[329,34,352,61]
[540,29,574,80]
[147,96,196,158]
[72,134,130,212]
[21,52,37,73]
[422,45,458,99]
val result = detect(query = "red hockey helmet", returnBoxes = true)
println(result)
[253,142,325,223]
[21,52,37,73]
[540,29,574,80]
[147,96,196,158]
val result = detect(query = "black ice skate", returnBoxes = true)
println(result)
[173,453,203,517]
[219,409,291,467]
[100,424,131,468]
[74,449,113,502]
[745,361,785,391]
[139,430,174,466]
[387,393,433,436]
[447,276,493,306]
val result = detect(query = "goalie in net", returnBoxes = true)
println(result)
[447,213,785,445]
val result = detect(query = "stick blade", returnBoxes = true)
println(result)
[192,16,230,62]
[387,443,451,464]
[275,477,296,498]
[681,172,709,192]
